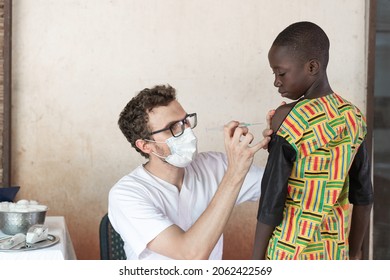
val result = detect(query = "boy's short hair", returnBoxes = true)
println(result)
[272,21,330,69]
[118,84,176,158]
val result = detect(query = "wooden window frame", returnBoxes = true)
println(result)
[1,0,12,186]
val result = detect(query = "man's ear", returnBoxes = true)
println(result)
[307,59,320,75]
[135,139,152,154]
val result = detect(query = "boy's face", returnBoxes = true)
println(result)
[268,45,313,100]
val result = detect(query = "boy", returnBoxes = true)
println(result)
[252,22,373,260]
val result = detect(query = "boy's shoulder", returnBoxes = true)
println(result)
[271,100,299,132]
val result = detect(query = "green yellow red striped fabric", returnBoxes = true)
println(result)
[267,93,367,260]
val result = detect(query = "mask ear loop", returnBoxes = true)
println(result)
[151,151,167,160]
[143,139,169,160]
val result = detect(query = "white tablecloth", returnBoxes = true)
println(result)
[0,216,77,260]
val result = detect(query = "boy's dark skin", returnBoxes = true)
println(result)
[252,41,372,260]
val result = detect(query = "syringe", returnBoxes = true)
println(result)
[205,122,264,132]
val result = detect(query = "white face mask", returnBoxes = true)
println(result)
[146,128,198,168]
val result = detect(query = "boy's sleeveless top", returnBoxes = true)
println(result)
[260,93,368,260]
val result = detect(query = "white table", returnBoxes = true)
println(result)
[0,216,77,260]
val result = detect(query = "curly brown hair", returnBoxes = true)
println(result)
[118,84,176,158]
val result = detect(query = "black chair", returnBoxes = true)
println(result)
[99,213,126,260]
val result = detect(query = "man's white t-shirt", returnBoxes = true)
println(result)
[108,151,264,260]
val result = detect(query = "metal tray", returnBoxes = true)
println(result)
[0,234,59,252]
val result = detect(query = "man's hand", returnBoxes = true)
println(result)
[223,121,270,178]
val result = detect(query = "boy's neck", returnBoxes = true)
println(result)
[304,75,333,99]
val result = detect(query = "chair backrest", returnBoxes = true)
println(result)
[99,213,126,260]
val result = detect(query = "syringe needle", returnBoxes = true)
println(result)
[239,122,264,127]
[205,122,263,132]
[205,126,224,131]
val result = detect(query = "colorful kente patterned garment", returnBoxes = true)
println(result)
[259,93,368,260]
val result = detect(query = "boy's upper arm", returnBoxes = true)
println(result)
[257,135,296,227]
[348,139,374,205]
[271,102,298,132]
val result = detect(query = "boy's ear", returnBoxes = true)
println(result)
[307,59,320,75]
[135,139,152,154]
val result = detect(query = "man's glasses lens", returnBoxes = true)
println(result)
[170,113,197,137]
[149,113,197,138]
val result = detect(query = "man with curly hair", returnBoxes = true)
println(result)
[109,84,271,260]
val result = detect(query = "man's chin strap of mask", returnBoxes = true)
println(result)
[145,128,198,168]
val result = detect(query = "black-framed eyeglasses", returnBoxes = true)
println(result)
[149,113,197,138]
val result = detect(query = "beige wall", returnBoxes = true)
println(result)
[11,0,369,259]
